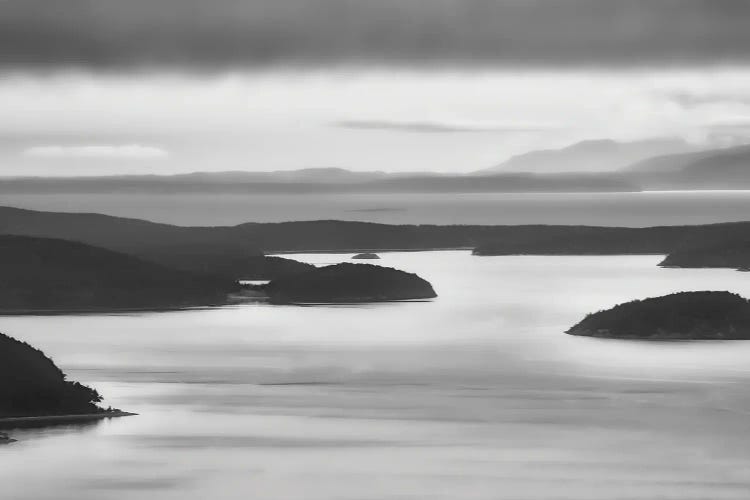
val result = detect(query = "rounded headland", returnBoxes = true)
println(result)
[659,241,750,271]
[0,331,125,423]
[567,291,750,340]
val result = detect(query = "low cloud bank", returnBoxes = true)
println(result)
[23,144,169,160]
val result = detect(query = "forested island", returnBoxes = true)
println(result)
[203,255,314,280]
[262,263,437,303]
[0,235,237,312]
[567,291,750,340]
[352,253,380,259]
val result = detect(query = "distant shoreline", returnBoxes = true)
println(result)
[271,248,670,257]
[473,252,668,257]
[0,304,220,316]
[269,247,473,255]
[0,411,137,429]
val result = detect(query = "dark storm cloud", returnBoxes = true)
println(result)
[1,0,750,70]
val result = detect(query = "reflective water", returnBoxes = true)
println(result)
[6,190,750,226]
[3,252,750,499]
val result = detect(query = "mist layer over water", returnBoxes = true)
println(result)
[3,252,750,499]
[5,190,750,226]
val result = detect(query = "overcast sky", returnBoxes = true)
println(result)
[1,0,750,176]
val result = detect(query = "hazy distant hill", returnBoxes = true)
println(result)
[165,167,391,184]
[625,144,750,189]
[0,206,306,280]
[0,205,259,256]
[0,235,234,312]
[0,168,393,194]
[480,138,694,174]
[9,206,750,260]
[676,144,750,188]
[624,149,720,173]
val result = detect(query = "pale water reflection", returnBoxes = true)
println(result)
[7,190,750,226]
[3,252,750,499]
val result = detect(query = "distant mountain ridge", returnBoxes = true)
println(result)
[480,138,695,174]
[154,167,392,184]
[624,143,750,189]
[6,139,750,194]
[677,144,750,187]
[624,149,721,173]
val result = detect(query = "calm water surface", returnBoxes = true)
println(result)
[6,190,750,226]
[3,252,750,499]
